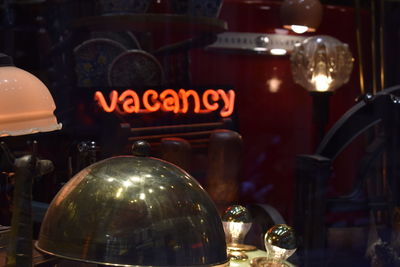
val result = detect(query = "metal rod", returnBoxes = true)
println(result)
[355,0,365,94]
[371,0,378,94]
[379,0,388,224]
[379,0,385,90]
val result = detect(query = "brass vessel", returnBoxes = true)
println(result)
[36,144,228,266]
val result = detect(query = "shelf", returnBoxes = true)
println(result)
[71,13,228,35]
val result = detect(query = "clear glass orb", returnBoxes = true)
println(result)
[222,205,252,223]
[290,35,354,92]
[264,224,297,262]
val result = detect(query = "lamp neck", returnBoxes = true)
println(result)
[310,91,333,145]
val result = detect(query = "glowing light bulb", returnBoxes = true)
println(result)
[291,25,309,34]
[312,74,332,92]
[290,35,354,92]
[267,77,282,93]
[270,49,287,56]
[254,47,268,52]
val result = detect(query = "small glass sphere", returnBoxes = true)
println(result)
[264,224,297,262]
[222,205,252,223]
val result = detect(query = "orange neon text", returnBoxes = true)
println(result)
[94,89,235,117]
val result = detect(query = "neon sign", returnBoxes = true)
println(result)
[94,89,235,118]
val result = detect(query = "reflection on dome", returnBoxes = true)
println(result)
[36,155,228,266]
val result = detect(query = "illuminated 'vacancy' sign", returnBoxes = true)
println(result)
[94,89,235,117]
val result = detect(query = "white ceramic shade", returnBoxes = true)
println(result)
[0,66,61,136]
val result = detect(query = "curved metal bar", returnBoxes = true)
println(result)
[295,85,400,266]
[316,95,383,160]
[316,85,400,160]
[376,84,400,96]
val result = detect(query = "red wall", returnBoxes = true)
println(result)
[190,0,370,222]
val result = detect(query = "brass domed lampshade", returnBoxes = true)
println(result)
[280,0,323,34]
[36,141,229,266]
[0,54,61,137]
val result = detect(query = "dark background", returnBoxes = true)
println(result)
[1,0,399,228]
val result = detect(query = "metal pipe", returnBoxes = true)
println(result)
[379,0,388,222]
[355,0,365,94]
[379,0,385,90]
[371,0,378,94]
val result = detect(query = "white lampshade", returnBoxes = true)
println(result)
[0,55,61,137]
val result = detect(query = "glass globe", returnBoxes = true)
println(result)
[290,35,354,92]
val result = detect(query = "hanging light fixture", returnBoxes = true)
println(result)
[280,0,323,34]
[290,35,354,141]
[290,35,354,93]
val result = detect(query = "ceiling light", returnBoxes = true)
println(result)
[270,48,287,56]
[280,0,323,34]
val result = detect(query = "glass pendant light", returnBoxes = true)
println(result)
[280,0,323,34]
[290,35,354,93]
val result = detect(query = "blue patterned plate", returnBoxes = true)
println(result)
[108,50,164,88]
[91,31,141,50]
[74,38,127,87]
